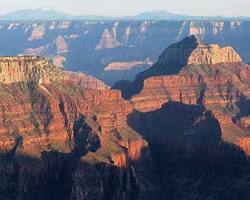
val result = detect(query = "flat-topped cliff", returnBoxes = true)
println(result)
[0,56,66,84]
[0,56,111,91]
[157,35,242,66]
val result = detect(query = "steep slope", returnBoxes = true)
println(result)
[128,102,250,199]
[118,37,250,199]
[0,56,159,200]
[124,36,250,148]
[114,35,242,98]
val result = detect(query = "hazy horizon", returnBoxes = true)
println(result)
[1,0,250,17]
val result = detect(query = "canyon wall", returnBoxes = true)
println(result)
[1,35,250,199]
[0,20,250,84]
[121,36,250,199]
[117,36,250,156]
[0,56,159,200]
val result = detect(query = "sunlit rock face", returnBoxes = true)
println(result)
[0,20,250,84]
[113,35,244,99]
[187,43,242,65]
[0,56,159,200]
[116,36,250,148]
[0,56,66,84]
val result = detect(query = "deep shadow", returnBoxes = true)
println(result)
[0,147,159,200]
[127,101,250,199]
[1,102,250,199]
[113,36,199,99]
[232,96,250,129]
[72,115,100,156]
[0,113,102,200]
[40,114,101,200]
[0,113,160,200]
[0,112,102,200]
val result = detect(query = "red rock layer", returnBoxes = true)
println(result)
[0,56,158,199]
[0,56,146,165]
[236,137,250,155]
[130,38,250,150]
[112,139,146,168]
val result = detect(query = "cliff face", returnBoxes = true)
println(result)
[1,20,250,84]
[187,44,242,65]
[128,102,250,200]
[122,36,250,198]
[1,38,250,199]
[0,56,66,84]
[128,36,250,146]
[0,56,159,200]
[114,35,244,99]
[113,37,250,200]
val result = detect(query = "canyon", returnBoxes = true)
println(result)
[0,56,159,200]
[116,36,250,144]
[0,20,250,84]
[116,36,250,199]
[1,35,250,199]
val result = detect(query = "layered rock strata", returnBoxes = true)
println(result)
[121,36,250,148]
[0,56,159,200]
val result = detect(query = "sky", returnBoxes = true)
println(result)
[0,0,249,17]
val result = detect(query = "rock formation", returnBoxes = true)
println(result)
[55,35,68,54]
[95,28,120,50]
[114,35,243,98]
[28,24,44,41]
[128,102,250,200]
[1,36,250,199]
[0,56,67,84]
[1,20,250,84]
[113,37,250,199]
[118,36,250,152]
[0,56,159,200]
[104,59,153,71]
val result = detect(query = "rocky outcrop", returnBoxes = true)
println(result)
[114,35,243,99]
[237,137,250,155]
[95,28,120,50]
[131,70,249,143]
[0,57,131,155]
[187,44,242,65]
[111,139,147,168]
[55,35,68,54]
[28,24,44,41]
[0,55,159,199]
[126,36,250,148]
[105,59,153,71]
[0,56,66,84]
[68,72,110,90]
[53,55,66,67]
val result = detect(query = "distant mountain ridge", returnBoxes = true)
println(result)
[1,8,74,21]
[1,9,250,21]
